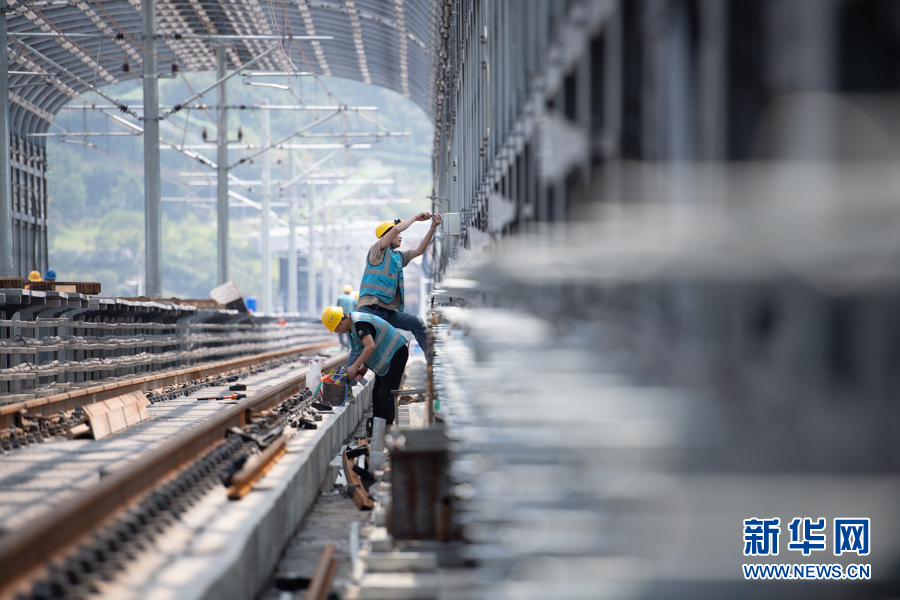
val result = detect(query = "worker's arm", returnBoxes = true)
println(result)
[406,213,442,260]
[348,335,375,379]
[379,211,432,250]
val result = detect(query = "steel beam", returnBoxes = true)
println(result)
[216,46,229,285]
[323,204,331,309]
[261,100,272,313]
[308,186,317,317]
[0,0,14,277]
[329,207,338,309]
[143,0,162,297]
[288,154,298,313]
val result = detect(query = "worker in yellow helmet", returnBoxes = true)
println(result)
[335,284,356,349]
[24,270,42,289]
[349,212,441,368]
[322,306,408,424]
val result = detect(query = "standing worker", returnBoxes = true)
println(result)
[322,306,408,425]
[336,284,356,349]
[350,212,441,367]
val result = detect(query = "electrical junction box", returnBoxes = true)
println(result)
[443,212,461,236]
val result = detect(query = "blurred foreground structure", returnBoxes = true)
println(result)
[423,1,900,598]
[2,0,900,598]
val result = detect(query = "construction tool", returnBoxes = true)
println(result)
[195,393,247,401]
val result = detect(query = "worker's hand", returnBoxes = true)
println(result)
[431,213,442,228]
[348,365,359,379]
[414,211,432,221]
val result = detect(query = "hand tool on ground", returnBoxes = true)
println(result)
[195,393,247,401]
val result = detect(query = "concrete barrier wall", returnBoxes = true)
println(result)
[130,381,373,600]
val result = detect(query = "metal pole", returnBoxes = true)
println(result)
[0,0,13,276]
[216,46,228,284]
[287,153,298,313]
[142,0,162,297]
[261,99,271,313]
[322,206,332,310]
[329,206,337,308]
[307,185,317,316]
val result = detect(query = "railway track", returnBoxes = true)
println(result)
[0,346,349,599]
[0,340,334,442]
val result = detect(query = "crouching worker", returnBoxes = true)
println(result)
[322,306,408,425]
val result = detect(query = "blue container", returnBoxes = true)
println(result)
[246,296,258,312]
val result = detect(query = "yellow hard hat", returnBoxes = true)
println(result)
[343,284,353,294]
[321,306,344,332]
[27,270,42,282]
[375,221,396,239]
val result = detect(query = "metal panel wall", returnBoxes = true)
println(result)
[10,136,47,277]
[431,0,613,277]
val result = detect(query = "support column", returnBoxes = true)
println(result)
[322,205,330,307]
[261,99,271,313]
[307,186,317,316]
[287,153,298,313]
[216,45,228,284]
[142,0,162,296]
[328,206,337,307]
[0,0,13,276]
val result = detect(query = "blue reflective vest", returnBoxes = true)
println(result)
[348,312,408,376]
[359,246,404,311]
[337,293,356,314]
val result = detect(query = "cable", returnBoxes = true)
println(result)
[178,70,225,129]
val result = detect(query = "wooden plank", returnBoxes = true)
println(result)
[81,391,150,440]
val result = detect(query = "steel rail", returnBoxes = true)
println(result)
[0,340,333,429]
[0,352,348,598]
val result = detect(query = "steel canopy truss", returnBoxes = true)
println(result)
[5,0,435,138]
[2,0,436,277]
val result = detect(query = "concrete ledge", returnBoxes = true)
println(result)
[369,526,393,552]
[99,382,373,600]
[359,572,440,600]
[366,551,438,572]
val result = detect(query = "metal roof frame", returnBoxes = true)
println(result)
[4,0,436,140]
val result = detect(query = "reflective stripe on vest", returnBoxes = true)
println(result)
[348,312,408,376]
[358,247,405,311]
[337,293,356,314]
